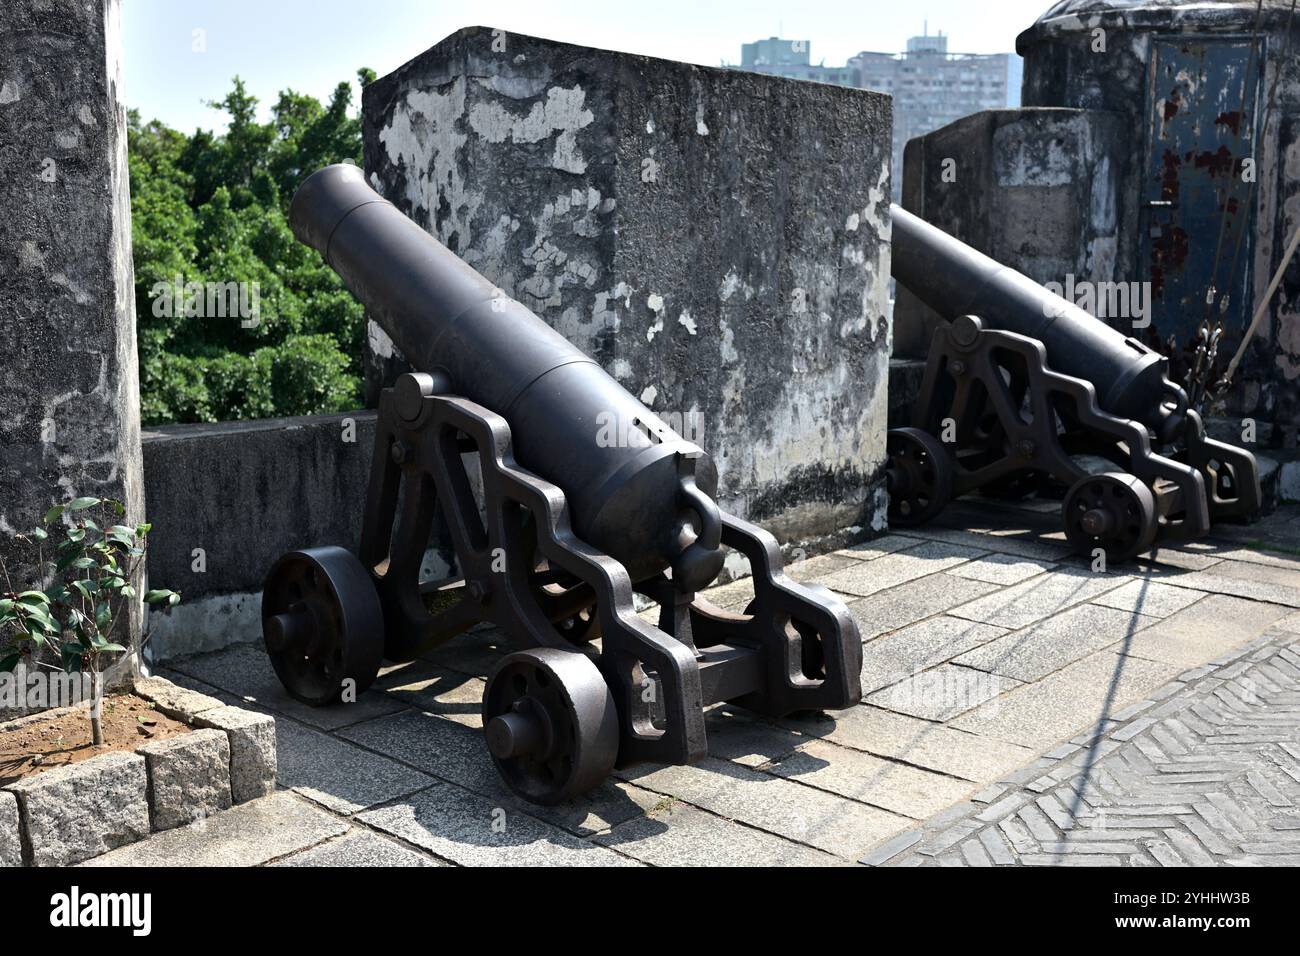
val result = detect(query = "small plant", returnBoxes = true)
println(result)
[0,497,179,745]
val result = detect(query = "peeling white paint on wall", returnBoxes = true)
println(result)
[719,317,739,363]
[845,212,860,232]
[467,85,594,174]
[0,80,18,104]
[719,270,741,301]
[695,101,710,136]
[640,384,658,406]
[678,310,697,334]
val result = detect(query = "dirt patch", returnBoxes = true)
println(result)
[0,693,192,786]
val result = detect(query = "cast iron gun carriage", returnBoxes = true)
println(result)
[886,206,1260,563]
[260,165,862,804]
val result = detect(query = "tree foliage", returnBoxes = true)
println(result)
[129,70,374,424]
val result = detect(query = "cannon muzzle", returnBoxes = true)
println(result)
[290,164,724,591]
[890,204,1181,437]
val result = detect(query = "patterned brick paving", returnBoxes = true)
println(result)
[874,628,1300,866]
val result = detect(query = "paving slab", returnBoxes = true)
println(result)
[339,709,652,836]
[816,540,988,599]
[418,626,514,678]
[955,603,1158,682]
[273,830,443,866]
[703,708,807,767]
[275,717,435,815]
[1091,580,1207,618]
[896,524,1074,563]
[865,664,1022,721]
[1120,594,1292,668]
[948,565,1130,629]
[780,706,1038,783]
[845,573,1001,641]
[356,783,640,866]
[768,739,976,818]
[618,755,912,857]
[946,553,1058,586]
[374,661,486,727]
[1157,562,1300,609]
[82,793,349,867]
[832,534,925,561]
[597,799,842,866]
[952,651,1180,750]
[860,615,1008,694]
[169,643,407,730]
[783,552,862,583]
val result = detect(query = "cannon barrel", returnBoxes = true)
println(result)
[890,204,1178,434]
[289,164,724,591]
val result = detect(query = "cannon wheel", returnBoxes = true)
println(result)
[886,427,954,527]
[482,647,619,805]
[262,546,385,706]
[1062,472,1158,564]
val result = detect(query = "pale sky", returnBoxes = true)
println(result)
[121,0,1051,132]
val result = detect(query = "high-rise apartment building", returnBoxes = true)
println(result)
[735,30,1023,197]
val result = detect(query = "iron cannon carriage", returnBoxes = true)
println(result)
[887,205,1261,563]
[260,165,862,804]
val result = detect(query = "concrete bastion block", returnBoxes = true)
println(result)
[894,107,1129,359]
[362,26,894,550]
[7,751,151,867]
[0,0,146,675]
[138,728,232,831]
[196,705,278,803]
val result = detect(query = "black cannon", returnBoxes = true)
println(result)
[261,164,861,804]
[888,205,1260,562]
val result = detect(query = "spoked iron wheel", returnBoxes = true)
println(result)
[1062,472,1158,564]
[261,546,385,706]
[482,648,618,804]
[885,427,955,527]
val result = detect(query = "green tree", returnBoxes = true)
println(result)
[128,71,372,425]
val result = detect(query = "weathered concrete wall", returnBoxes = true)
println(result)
[0,1,144,666]
[361,26,893,549]
[895,107,1128,358]
[139,412,377,660]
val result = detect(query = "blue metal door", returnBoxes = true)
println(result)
[1141,38,1262,347]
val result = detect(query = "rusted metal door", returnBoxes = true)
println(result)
[1141,37,1262,347]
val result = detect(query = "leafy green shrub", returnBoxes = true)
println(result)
[0,498,179,743]
[130,70,373,425]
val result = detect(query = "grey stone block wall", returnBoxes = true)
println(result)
[362,26,893,546]
[139,728,232,830]
[894,107,1128,359]
[8,750,150,866]
[0,0,144,660]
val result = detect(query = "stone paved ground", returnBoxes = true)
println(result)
[90,502,1300,867]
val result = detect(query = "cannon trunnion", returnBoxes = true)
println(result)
[260,165,862,804]
[887,207,1261,563]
